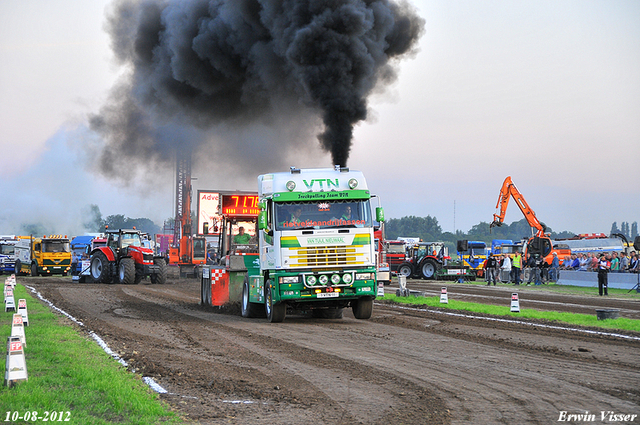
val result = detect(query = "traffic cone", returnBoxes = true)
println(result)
[510,293,520,313]
[4,336,28,387]
[11,314,26,347]
[18,299,29,326]
[440,287,449,304]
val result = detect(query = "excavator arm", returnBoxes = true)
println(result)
[490,176,547,237]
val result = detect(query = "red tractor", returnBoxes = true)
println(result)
[90,229,167,284]
[397,242,449,280]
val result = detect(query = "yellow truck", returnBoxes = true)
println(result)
[14,235,72,276]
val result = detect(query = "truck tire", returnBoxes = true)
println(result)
[398,263,413,278]
[352,297,373,319]
[265,280,285,323]
[14,260,23,276]
[241,276,262,318]
[119,258,136,284]
[31,262,38,277]
[91,252,112,284]
[420,258,440,280]
[150,258,167,284]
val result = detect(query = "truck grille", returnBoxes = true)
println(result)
[287,245,368,268]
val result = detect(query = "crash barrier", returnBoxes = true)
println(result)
[4,287,15,312]
[440,287,448,304]
[4,277,29,387]
[557,270,640,291]
[4,335,28,387]
[11,313,26,347]
[18,299,29,326]
[510,293,520,313]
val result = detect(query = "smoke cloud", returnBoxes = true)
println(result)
[91,0,424,176]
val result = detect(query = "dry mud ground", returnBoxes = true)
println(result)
[22,276,640,425]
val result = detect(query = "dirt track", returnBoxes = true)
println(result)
[23,276,640,424]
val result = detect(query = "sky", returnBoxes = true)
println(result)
[1,0,639,237]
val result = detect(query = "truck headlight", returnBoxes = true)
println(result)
[318,274,329,285]
[356,272,374,280]
[306,275,317,285]
[342,273,353,284]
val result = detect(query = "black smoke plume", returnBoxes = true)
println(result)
[91,0,424,175]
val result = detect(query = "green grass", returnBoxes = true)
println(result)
[380,293,640,333]
[1,284,182,424]
[463,279,640,298]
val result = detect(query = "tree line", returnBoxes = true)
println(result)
[384,215,637,251]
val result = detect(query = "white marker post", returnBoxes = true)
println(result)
[5,288,15,312]
[4,336,28,387]
[18,299,29,326]
[440,287,448,304]
[510,293,520,313]
[11,314,26,347]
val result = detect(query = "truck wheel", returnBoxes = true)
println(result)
[420,258,440,280]
[241,276,262,318]
[265,280,285,323]
[150,258,167,284]
[91,252,112,284]
[398,263,413,278]
[14,260,22,276]
[119,258,136,284]
[31,262,38,277]
[352,297,373,319]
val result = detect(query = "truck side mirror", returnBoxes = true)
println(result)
[376,207,385,223]
[258,211,268,231]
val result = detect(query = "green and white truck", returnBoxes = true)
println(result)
[241,166,385,322]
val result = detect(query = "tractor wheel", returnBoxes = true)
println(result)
[241,276,263,318]
[265,280,286,323]
[91,252,112,284]
[420,258,441,280]
[118,258,136,284]
[398,263,413,278]
[352,297,373,320]
[150,258,167,284]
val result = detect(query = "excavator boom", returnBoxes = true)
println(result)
[491,176,546,237]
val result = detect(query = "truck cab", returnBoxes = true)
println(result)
[242,166,384,322]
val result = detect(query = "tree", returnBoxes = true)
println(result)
[610,222,619,235]
[82,204,104,232]
[20,223,48,236]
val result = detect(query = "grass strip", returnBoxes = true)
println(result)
[1,284,182,424]
[380,294,640,333]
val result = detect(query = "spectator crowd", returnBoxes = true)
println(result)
[482,250,639,287]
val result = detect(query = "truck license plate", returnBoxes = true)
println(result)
[317,292,339,298]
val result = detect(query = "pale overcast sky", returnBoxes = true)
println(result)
[1,0,639,236]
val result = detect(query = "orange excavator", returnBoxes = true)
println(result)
[490,176,570,265]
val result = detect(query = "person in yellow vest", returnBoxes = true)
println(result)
[511,252,522,285]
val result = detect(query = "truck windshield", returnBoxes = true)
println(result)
[274,200,372,231]
[386,243,406,254]
[42,240,70,253]
[0,245,15,255]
